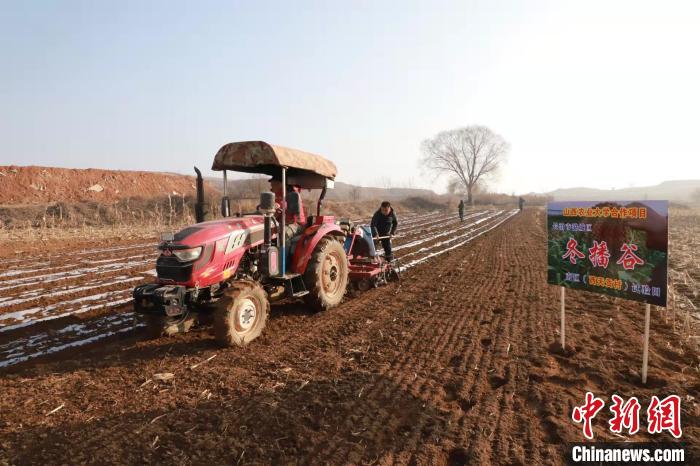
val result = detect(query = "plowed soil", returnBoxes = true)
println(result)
[1,209,699,465]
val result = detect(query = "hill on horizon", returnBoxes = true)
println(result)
[543,180,700,203]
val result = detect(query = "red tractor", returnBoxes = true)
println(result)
[134,141,398,346]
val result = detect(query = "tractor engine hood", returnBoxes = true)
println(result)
[156,216,268,287]
[163,216,267,249]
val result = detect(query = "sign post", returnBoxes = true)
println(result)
[547,201,668,384]
[560,286,566,350]
[642,303,651,384]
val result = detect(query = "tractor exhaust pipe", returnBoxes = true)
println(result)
[194,166,206,223]
[220,169,230,217]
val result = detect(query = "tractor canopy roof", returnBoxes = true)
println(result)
[212,141,336,189]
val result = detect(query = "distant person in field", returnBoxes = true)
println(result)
[371,201,398,261]
[458,199,465,222]
[519,196,525,211]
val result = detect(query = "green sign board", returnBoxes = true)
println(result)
[547,201,668,307]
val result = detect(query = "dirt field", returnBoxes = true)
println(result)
[0,209,513,367]
[1,208,698,464]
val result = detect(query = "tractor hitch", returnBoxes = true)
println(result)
[134,284,188,317]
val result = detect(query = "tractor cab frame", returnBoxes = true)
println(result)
[209,141,339,284]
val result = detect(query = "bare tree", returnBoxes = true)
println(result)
[421,125,509,205]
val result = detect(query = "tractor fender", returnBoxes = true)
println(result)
[292,223,345,274]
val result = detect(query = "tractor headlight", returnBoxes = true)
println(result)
[172,247,202,262]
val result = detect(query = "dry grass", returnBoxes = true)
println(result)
[0,198,392,253]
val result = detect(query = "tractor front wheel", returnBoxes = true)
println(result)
[214,281,269,347]
[303,237,349,312]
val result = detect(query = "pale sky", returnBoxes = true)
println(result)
[1,0,698,194]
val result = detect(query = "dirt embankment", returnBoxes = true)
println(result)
[0,166,210,205]
[0,166,454,231]
[0,165,221,229]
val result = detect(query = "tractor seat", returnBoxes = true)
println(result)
[284,223,303,241]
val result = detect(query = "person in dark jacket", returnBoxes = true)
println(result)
[518,196,525,211]
[370,201,398,261]
[458,200,465,222]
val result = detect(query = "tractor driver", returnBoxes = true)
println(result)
[370,201,398,262]
[267,178,305,243]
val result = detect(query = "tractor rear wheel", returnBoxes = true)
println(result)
[140,314,196,339]
[303,237,349,312]
[214,281,269,347]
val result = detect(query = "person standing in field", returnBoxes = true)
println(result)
[371,201,398,262]
[519,196,525,211]
[458,199,465,222]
